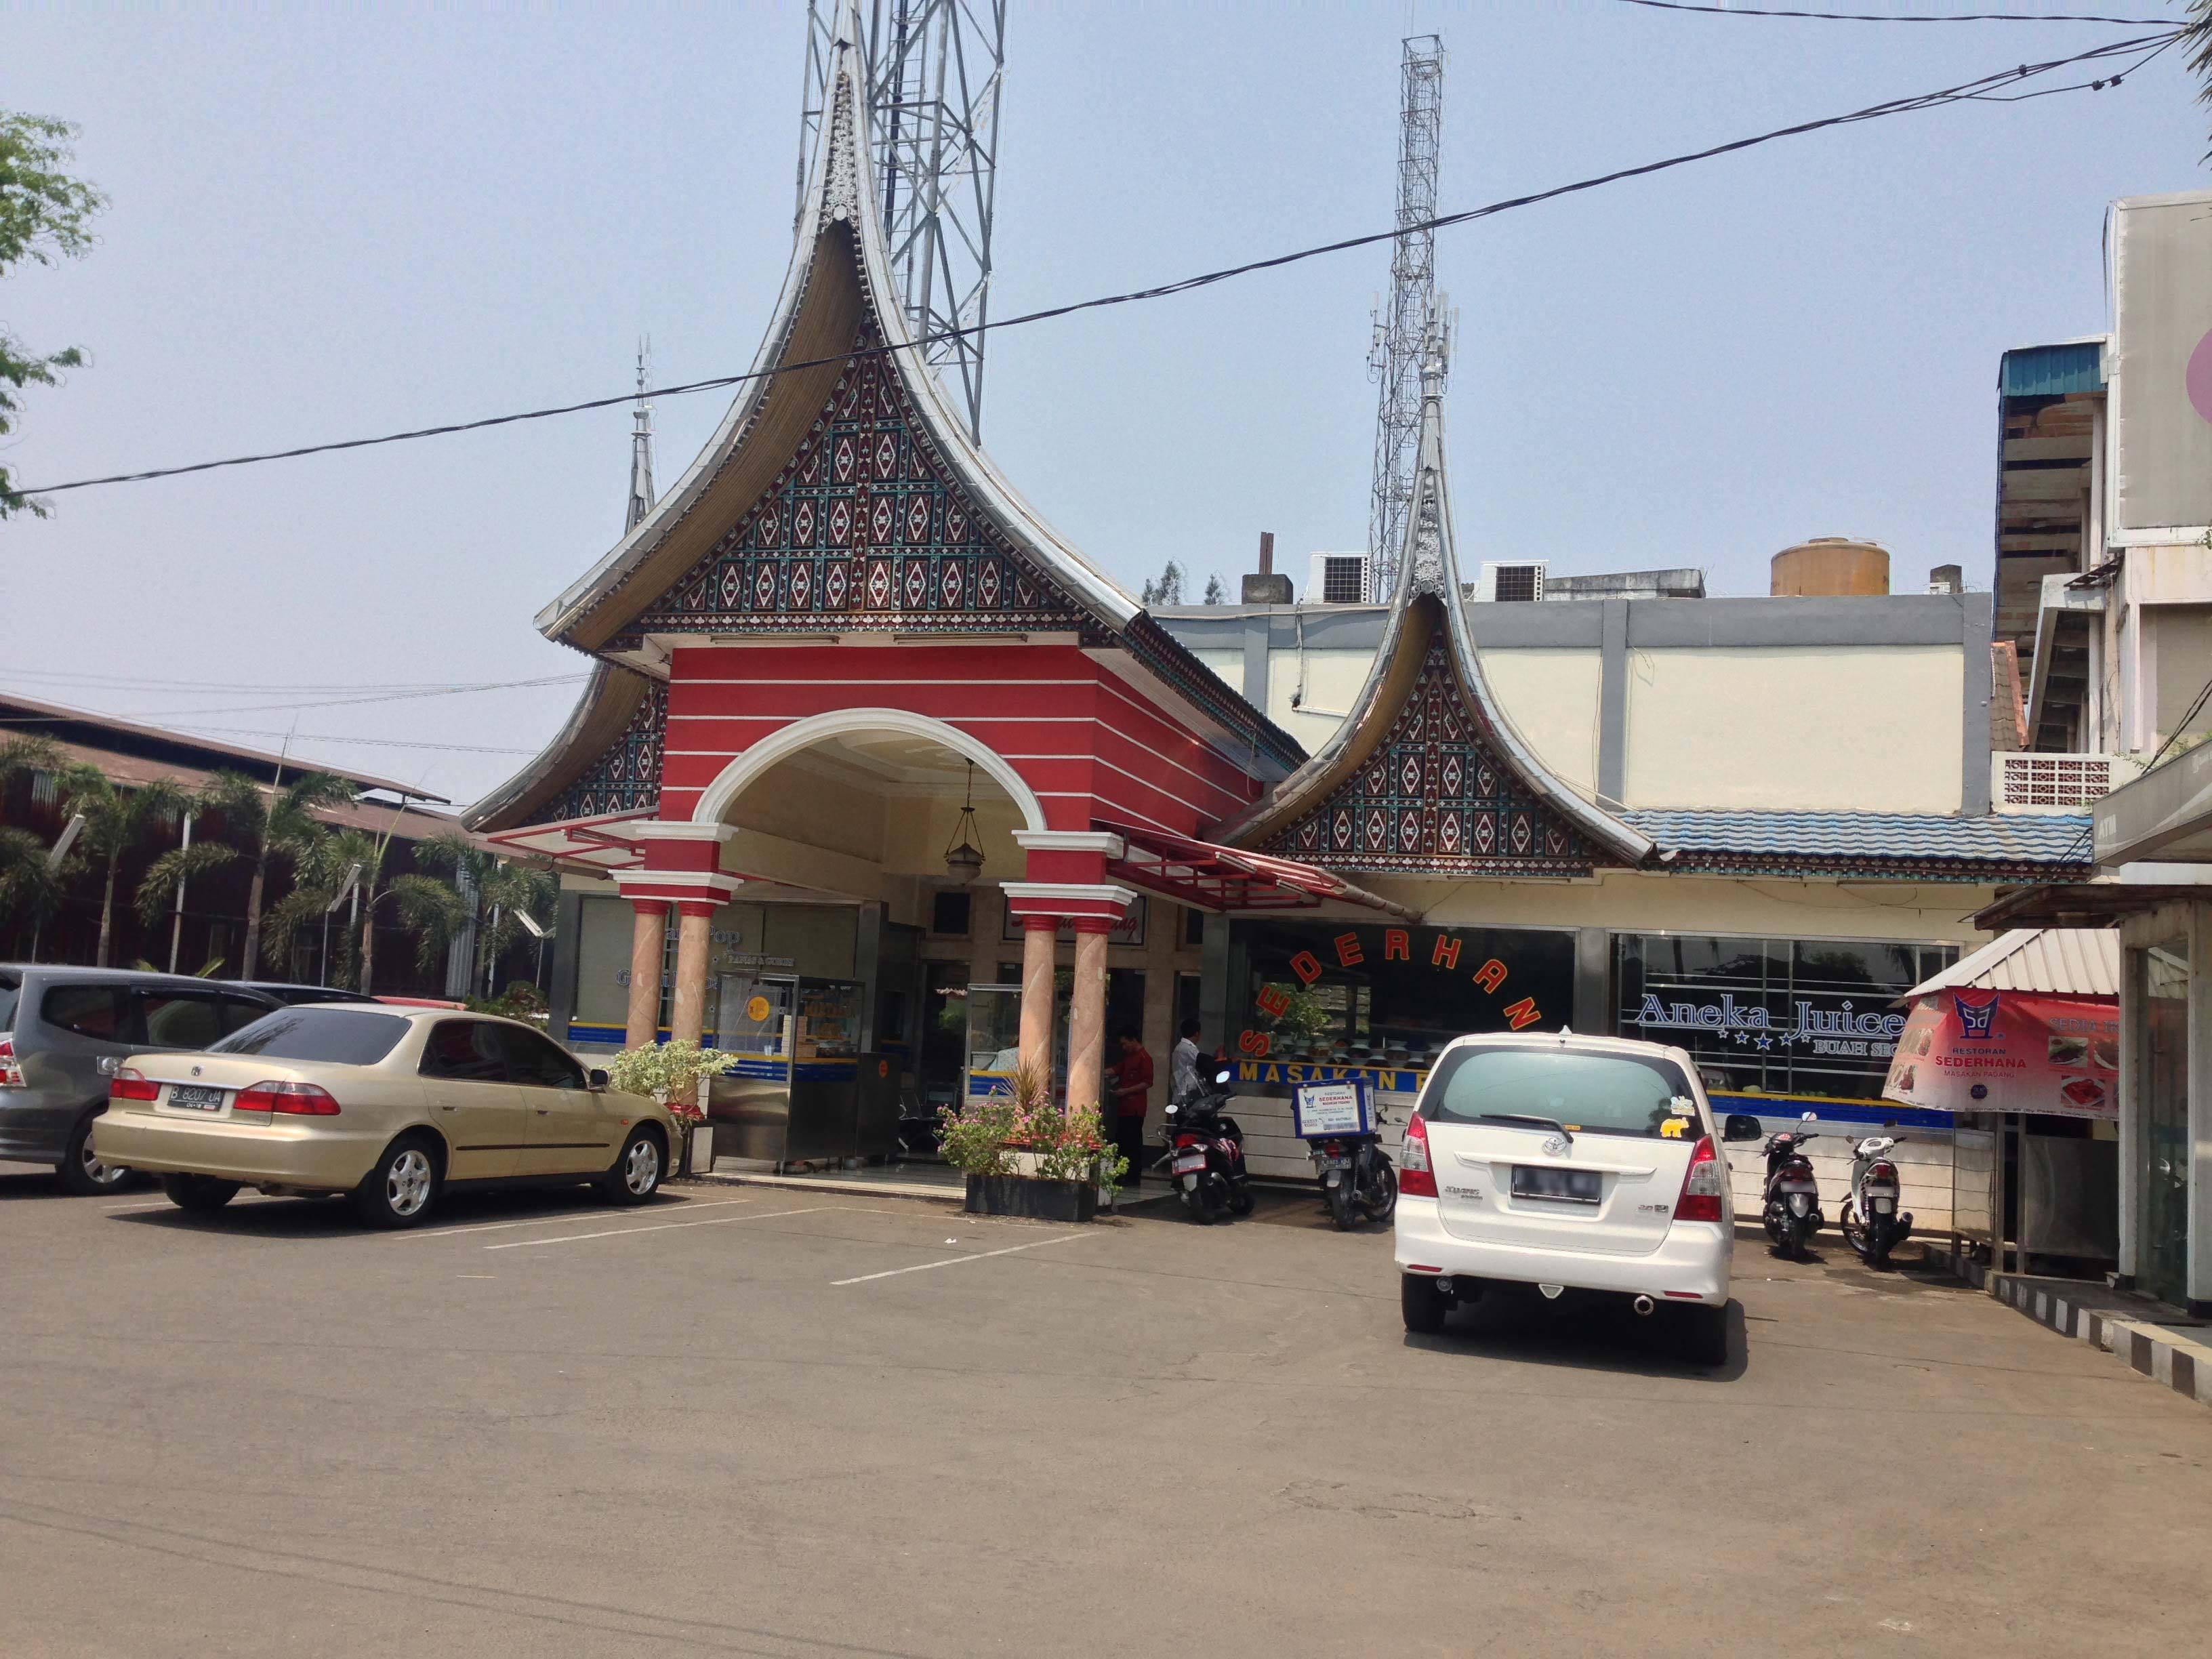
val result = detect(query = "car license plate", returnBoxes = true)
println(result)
[167,1085,226,1113]
[1173,1151,1206,1175]
[1511,1166,1601,1205]
[1317,1154,1351,1169]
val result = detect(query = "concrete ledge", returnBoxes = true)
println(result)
[1927,1238,2212,1412]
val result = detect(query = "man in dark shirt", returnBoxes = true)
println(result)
[1110,1027,1153,1185]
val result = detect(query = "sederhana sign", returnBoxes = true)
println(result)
[1883,990,2119,1120]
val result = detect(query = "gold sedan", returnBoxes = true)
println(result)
[93,1004,678,1227]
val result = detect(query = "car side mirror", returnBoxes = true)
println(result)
[588,1068,610,1090]
[1723,1113,1763,1143]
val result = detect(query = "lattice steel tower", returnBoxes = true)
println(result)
[1367,34,1445,592]
[797,0,1008,441]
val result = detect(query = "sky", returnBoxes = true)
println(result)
[2,1,2205,804]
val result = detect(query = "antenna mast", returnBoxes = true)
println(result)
[797,0,1008,441]
[1367,33,1444,594]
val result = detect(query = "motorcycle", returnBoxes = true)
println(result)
[1761,1111,1825,1262]
[1160,1061,1254,1225]
[1839,1134,1913,1271]
[1308,1113,1397,1230]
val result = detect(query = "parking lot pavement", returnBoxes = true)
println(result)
[4,1166,2211,1658]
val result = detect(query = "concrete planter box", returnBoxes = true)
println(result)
[965,1174,1098,1223]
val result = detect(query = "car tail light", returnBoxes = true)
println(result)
[1675,1134,1724,1224]
[235,1080,340,1116]
[108,1067,160,1103]
[0,1036,22,1088]
[1400,1112,1436,1197]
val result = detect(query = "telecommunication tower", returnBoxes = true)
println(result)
[797,0,1008,441]
[1367,33,1445,592]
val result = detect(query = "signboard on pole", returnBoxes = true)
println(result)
[1292,1078,1372,1139]
[1883,990,2118,1120]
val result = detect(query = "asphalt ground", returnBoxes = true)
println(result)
[3,1164,2209,1658]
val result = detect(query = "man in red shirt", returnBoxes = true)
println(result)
[1110,1027,1153,1185]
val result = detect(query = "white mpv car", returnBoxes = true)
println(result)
[1394,1031,1757,1366]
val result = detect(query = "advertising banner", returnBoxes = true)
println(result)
[1883,990,2119,1120]
[1291,1078,1372,1139]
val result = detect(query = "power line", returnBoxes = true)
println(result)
[1609,2,2175,21]
[0,667,588,696]
[163,724,539,756]
[5,26,2179,504]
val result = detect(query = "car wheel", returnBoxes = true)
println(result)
[163,1173,240,1215]
[59,1111,131,1196]
[1401,1273,1450,1335]
[1679,1302,1729,1368]
[351,1135,441,1229]
[600,1126,664,1205]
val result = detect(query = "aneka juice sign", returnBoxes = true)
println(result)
[1882,989,2119,1120]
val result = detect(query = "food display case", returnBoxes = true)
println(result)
[704,974,898,1167]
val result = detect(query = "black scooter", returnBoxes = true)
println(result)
[1160,1061,1254,1225]
[1761,1111,1824,1262]
[1309,1115,1397,1230]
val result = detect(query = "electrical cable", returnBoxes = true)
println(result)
[1607,1,2176,22]
[0,666,589,695]
[5,26,2180,504]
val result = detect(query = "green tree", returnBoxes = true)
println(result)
[390,833,556,997]
[1202,572,1226,605]
[0,735,70,950]
[132,820,238,974]
[197,769,359,979]
[1,112,107,520]
[57,765,190,966]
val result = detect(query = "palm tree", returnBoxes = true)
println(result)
[0,733,62,808]
[57,765,192,966]
[390,832,556,996]
[260,824,377,985]
[133,826,240,974]
[197,769,358,979]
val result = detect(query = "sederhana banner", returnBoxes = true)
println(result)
[1883,989,2118,1120]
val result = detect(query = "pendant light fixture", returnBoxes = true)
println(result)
[943,760,985,884]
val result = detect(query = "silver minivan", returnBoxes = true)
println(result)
[0,966,280,1193]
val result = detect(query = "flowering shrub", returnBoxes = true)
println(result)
[604,1038,738,1126]
[935,1059,1128,1193]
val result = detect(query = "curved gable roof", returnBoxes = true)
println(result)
[1218,354,1653,872]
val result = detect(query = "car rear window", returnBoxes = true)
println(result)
[1424,1046,1700,1140]
[41,984,138,1042]
[211,1007,410,1065]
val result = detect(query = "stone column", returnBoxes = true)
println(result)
[670,901,716,1046]
[625,901,669,1050]
[1019,914,1057,1082]
[1067,920,1111,1116]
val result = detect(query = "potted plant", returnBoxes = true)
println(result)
[937,1061,1127,1222]
[604,1038,739,1176]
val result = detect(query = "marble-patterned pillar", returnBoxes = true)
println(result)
[624,901,669,1049]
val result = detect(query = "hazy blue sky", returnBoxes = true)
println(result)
[3,2,2202,802]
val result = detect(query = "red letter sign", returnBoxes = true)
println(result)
[1501,997,1541,1030]
[1473,958,1507,994]
[1290,951,1324,986]
[1383,929,1410,962]
[1431,935,1462,971]
[1334,933,1364,968]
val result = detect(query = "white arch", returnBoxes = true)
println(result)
[688,706,1049,834]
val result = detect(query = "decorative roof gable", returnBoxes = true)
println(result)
[1221,341,1652,875]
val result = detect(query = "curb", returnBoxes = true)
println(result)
[1927,1241,2212,1412]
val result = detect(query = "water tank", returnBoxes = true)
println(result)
[1770,537,1889,598]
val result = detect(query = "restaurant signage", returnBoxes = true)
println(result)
[1883,990,2119,1120]
[1240,927,1547,1060]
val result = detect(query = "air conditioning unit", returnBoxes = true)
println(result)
[1472,561,1546,603]
[1305,552,1372,605]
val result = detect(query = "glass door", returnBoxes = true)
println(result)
[2139,939,2191,1306]
[964,984,1024,1104]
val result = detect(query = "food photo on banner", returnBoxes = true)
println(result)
[1883,989,2120,1120]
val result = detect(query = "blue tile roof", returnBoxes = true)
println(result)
[1620,811,2093,877]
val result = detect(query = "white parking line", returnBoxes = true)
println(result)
[394,1198,756,1241]
[832,1231,1089,1286]
[484,1204,830,1250]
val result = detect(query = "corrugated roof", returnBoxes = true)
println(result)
[1999,340,2105,400]
[1900,928,2118,1001]
[1623,810,2093,878]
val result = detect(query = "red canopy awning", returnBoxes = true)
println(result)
[1099,822,1416,919]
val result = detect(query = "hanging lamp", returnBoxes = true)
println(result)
[943,760,986,884]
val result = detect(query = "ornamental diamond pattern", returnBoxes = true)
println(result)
[544,680,668,822]
[635,333,1087,636]
[1263,644,1597,876]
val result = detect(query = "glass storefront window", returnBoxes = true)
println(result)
[1616,933,1957,1104]
[2139,937,2190,1307]
[1234,921,1576,1070]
